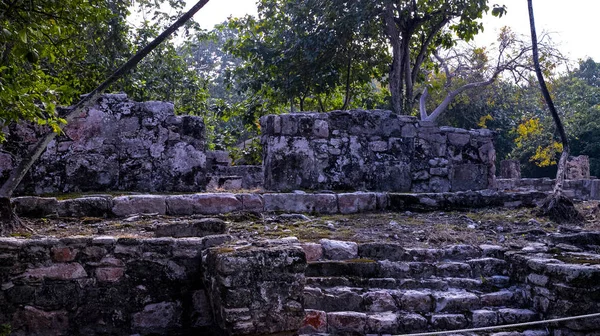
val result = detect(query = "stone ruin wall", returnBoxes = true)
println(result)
[0,94,209,195]
[261,110,496,193]
[3,235,600,336]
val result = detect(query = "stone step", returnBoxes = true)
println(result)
[299,308,539,335]
[303,287,526,314]
[357,243,506,262]
[305,258,509,280]
[305,276,510,292]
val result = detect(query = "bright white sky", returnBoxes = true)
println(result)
[190,0,600,63]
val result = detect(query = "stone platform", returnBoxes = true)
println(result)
[11,190,548,218]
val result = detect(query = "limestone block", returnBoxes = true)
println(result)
[433,291,480,312]
[131,301,182,334]
[398,290,433,313]
[165,193,242,215]
[430,313,468,330]
[497,308,537,324]
[154,218,226,238]
[327,312,367,334]
[300,243,323,262]
[320,239,358,260]
[12,306,69,336]
[112,195,166,217]
[500,160,521,179]
[338,192,377,214]
[263,193,338,214]
[366,312,399,334]
[12,196,58,217]
[363,290,398,312]
[56,196,113,217]
[471,309,498,327]
[397,313,428,332]
[300,309,327,334]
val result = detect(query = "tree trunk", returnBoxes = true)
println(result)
[528,0,582,223]
[384,6,403,114]
[0,0,211,235]
[0,197,22,236]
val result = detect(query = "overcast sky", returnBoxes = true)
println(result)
[191,0,600,63]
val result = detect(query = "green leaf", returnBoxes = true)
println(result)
[18,30,27,43]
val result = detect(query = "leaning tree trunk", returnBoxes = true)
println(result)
[0,0,211,235]
[528,0,582,223]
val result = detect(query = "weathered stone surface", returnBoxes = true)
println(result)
[154,218,226,238]
[301,243,323,262]
[363,290,398,312]
[430,313,468,330]
[500,160,521,179]
[11,306,69,336]
[366,312,399,334]
[263,193,338,214]
[471,309,498,327]
[166,193,242,215]
[320,239,358,260]
[95,267,124,282]
[481,290,514,307]
[261,110,494,192]
[21,263,87,281]
[300,309,327,334]
[567,155,590,179]
[328,311,367,334]
[203,245,306,335]
[2,94,208,194]
[397,313,428,332]
[112,195,166,216]
[398,290,433,313]
[338,192,377,214]
[132,301,182,333]
[433,291,480,312]
[498,308,537,324]
[191,290,212,327]
[56,196,113,217]
[359,242,405,261]
[240,193,264,212]
[12,197,58,217]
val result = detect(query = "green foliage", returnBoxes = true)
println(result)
[0,323,10,336]
[0,0,131,140]
[226,0,389,112]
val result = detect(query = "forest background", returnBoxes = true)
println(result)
[2,0,600,178]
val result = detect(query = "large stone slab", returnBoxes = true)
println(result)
[166,193,242,215]
[112,195,167,216]
[263,193,338,214]
[154,218,227,238]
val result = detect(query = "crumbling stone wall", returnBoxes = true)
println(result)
[508,249,600,334]
[0,94,208,195]
[261,110,496,192]
[0,236,225,335]
[203,244,306,335]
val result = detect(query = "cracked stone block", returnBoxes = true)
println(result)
[433,291,480,312]
[366,312,399,334]
[320,239,358,260]
[471,309,498,327]
[363,290,398,312]
[397,290,432,313]
[328,312,367,334]
[498,308,537,324]
[300,309,327,334]
[430,314,468,330]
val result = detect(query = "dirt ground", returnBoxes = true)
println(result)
[14,201,600,249]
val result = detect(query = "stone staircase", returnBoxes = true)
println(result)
[299,242,545,335]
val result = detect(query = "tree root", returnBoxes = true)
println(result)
[538,191,584,224]
[0,197,32,236]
